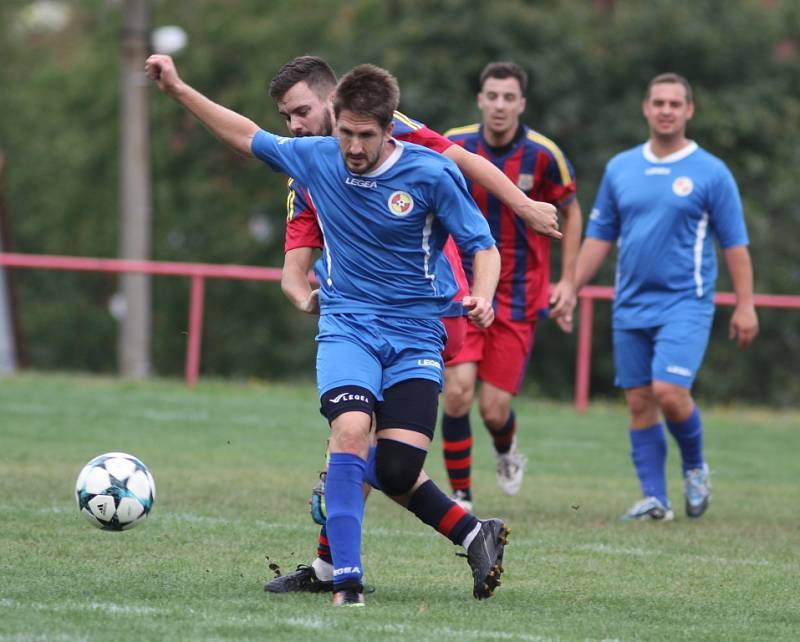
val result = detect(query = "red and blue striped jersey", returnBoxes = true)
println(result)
[444,123,576,322]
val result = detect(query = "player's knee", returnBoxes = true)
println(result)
[374,439,426,497]
[625,386,658,418]
[478,389,512,428]
[444,380,473,415]
[479,402,508,429]
[653,382,692,419]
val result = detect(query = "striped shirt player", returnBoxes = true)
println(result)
[284,112,471,360]
[440,116,578,506]
[444,122,577,391]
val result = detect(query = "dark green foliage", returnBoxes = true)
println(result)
[0,0,797,403]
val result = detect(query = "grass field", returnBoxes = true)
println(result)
[1,373,798,641]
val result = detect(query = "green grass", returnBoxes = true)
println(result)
[1,373,798,641]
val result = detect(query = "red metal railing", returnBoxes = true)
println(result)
[0,253,281,387]
[2,252,799,409]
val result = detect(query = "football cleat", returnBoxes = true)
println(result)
[310,472,327,526]
[496,440,528,496]
[466,518,509,600]
[621,496,674,522]
[450,489,473,513]
[684,464,711,518]
[264,564,333,593]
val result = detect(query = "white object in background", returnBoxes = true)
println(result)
[152,25,188,55]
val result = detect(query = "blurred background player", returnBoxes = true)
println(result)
[574,72,758,521]
[441,62,583,509]
[146,55,508,606]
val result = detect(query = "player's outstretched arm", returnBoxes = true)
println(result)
[549,198,584,333]
[463,246,500,328]
[724,245,759,348]
[144,54,259,158]
[282,247,320,315]
[443,145,561,239]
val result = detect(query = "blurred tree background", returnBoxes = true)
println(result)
[0,0,798,405]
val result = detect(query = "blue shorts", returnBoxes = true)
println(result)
[316,313,446,399]
[613,318,712,389]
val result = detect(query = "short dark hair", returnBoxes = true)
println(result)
[333,64,400,129]
[479,61,528,93]
[269,56,337,101]
[645,72,693,103]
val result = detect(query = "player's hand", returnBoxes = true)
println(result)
[729,303,758,348]
[463,295,494,328]
[296,289,320,315]
[516,198,562,239]
[144,54,183,95]
[549,279,576,333]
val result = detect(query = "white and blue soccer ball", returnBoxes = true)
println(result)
[75,452,156,531]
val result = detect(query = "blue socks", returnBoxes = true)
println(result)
[325,452,366,588]
[666,406,704,474]
[630,424,669,507]
[364,445,382,491]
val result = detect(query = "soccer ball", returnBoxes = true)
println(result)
[75,452,156,531]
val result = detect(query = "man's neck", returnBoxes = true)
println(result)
[483,123,521,148]
[648,134,690,159]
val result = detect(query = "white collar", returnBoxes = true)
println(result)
[642,140,698,163]
[359,140,404,178]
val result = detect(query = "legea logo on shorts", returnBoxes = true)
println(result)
[666,365,692,377]
[388,191,414,216]
[329,392,369,403]
[417,358,441,369]
[672,176,693,197]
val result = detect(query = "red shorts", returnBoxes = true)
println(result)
[441,316,467,363]
[447,315,536,394]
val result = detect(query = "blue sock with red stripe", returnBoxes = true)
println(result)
[630,424,669,507]
[325,452,366,588]
[406,479,478,546]
[666,407,704,474]
[441,413,472,498]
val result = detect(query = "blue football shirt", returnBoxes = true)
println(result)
[586,141,749,328]
[252,130,494,318]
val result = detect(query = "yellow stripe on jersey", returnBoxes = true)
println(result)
[527,129,572,186]
[286,177,297,222]
[443,123,480,137]
[393,110,422,130]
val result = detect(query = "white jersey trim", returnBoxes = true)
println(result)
[360,140,405,178]
[642,140,698,164]
[309,189,333,287]
[422,213,436,292]
[694,211,709,297]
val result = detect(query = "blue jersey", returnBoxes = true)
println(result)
[252,130,494,319]
[586,142,748,328]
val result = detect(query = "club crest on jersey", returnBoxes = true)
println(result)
[672,176,694,197]
[388,191,414,216]
[517,173,534,191]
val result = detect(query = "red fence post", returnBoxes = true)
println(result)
[185,275,205,387]
[575,296,594,414]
